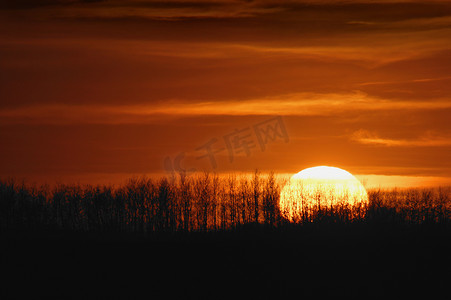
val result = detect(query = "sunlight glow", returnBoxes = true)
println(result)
[279,166,369,222]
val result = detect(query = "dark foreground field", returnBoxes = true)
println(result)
[1,175,450,299]
[2,224,450,299]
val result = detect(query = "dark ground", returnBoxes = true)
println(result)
[2,223,450,299]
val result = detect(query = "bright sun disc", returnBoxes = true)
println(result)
[279,166,368,222]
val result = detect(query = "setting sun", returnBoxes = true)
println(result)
[279,166,369,222]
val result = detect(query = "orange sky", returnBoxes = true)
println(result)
[0,0,450,187]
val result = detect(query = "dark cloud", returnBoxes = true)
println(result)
[0,0,105,10]
[267,1,451,21]
[4,0,451,24]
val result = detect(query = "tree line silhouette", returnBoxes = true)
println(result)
[0,171,449,233]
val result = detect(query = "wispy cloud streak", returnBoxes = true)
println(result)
[352,129,451,147]
[1,93,450,124]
